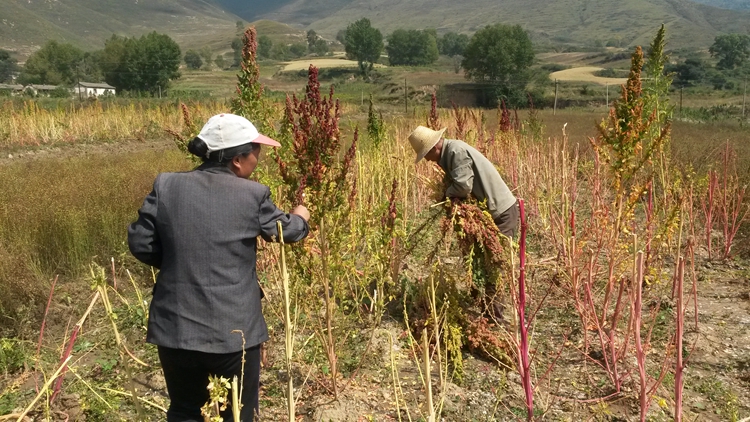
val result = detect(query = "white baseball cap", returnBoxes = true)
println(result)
[197,113,281,153]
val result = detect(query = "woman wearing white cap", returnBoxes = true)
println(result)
[128,113,310,421]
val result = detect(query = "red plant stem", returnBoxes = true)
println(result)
[35,275,58,393]
[584,271,616,385]
[50,291,101,403]
[36,275,58,359]
[675,257,685,422]
[634,251,648,422]
[686,186,700,330]
[723,186,749,259]
[701,171,717,260]
[688,240,699,330]
[517,199,533,421]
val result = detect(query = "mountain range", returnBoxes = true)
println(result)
[2,0,750,57]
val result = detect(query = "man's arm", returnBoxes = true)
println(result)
[444,149,474,199]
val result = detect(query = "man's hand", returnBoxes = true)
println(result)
[291,205,310,222]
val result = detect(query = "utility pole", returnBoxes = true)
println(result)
[404,78,408,114]
[553,79,558,115]
[606,83,609,107]
[743,77,747,119]
[76,62,82,101]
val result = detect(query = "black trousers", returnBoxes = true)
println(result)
[158,345,261,422]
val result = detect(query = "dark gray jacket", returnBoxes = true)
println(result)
[128,162,308,353]
[439,139,517,220]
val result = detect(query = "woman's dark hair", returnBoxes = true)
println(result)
[188,137,259,165]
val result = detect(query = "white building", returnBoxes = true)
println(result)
[73,82,116,97]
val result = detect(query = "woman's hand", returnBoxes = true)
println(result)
[291,205,310,222]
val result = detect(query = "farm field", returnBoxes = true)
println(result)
[1,44,750,422]
[549,67,628,85]
[281,58,387,72]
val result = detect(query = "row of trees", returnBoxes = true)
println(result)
[341,20,474,70]
[669,34,749,89]
[17,32,181,94]
[227,27,331,66]
[342,18,535,103]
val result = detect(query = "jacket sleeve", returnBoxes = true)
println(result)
[444,149,474,199]
[127,178,162,269]
[259,187,309,243]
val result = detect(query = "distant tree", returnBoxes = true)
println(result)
[79,51,103,82]
[344,18,384,76]
[132,32,181,93]
[669,57,707,87]
[231,38,242,67]
[18,41,85,85]
[184,50,203,69]
[336,29,347,45]
[101,32,181,94]
[289,43,308,58]
[462,24,534,105]
[236,20,245,34]
[0,50,19,83]
[199,47,213,69]
[385,29,438,66]
[258,35,273,59]
[312,39,329,56]
[709,34,750,70]
[270,43,291,61]
[307,30,319,51]
[214,55,226,69]
[49,85,71,98]
[438,32,469,57]
[100,35,132,90]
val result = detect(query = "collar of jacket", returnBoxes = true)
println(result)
[196,161,235,175]
[438,139,453,169]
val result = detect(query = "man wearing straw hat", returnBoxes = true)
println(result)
[409,125,519,319]
[408,125,519,237]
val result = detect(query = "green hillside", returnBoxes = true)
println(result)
[267,0,750,49]
[692,0,750,9]
[3,0,750,58]
[0,0,240,57]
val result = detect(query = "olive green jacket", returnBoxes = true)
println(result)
[439,139,516,219]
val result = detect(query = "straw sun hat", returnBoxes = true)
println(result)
[408,126,446,163]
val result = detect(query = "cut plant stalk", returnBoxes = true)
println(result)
[35,275,58,392]
[633,251,649,422]
[277,221,295,422]
[423,329,435,422]
[16,356,72,422]
[94,263,145,421]
[50,290,100,403]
